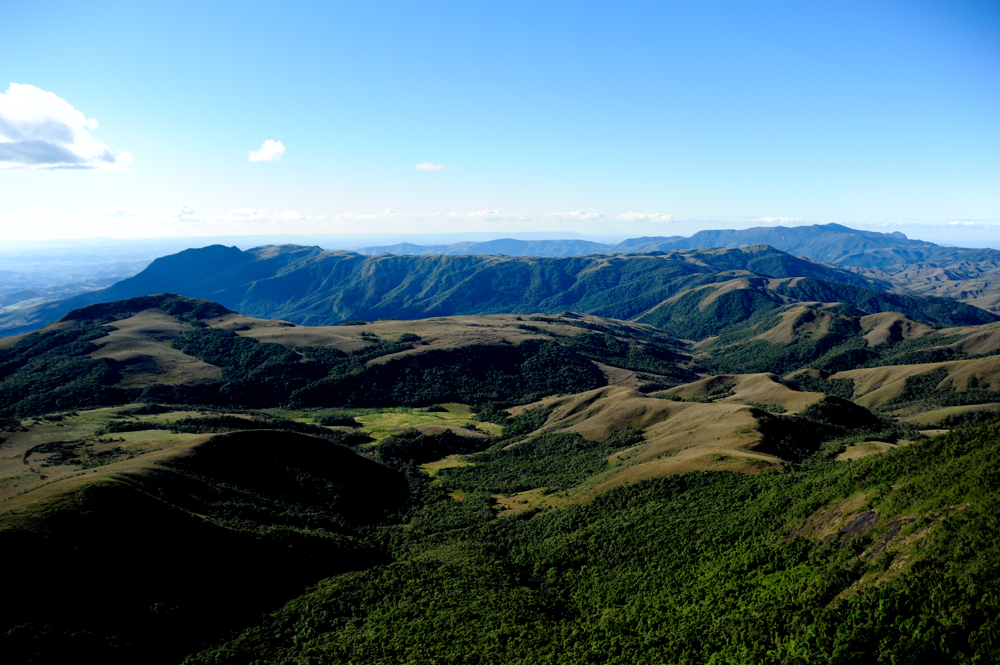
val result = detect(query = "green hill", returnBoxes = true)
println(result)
[0,295,698,418]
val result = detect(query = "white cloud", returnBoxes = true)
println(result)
[0,83,132,170]
[171,205,197,223]
[164,206,310,227]
[752,216,804,224]
[415,162,446,171]
[248,139,285,162]
[221,208,306,224]
[615,211,675,223]
[547,211,604,221]
[445,210,527,222]
[96,206,137,218]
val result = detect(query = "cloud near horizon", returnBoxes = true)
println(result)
[752,216,804,224]
[248,140,285,162]
[3,204,998,244]
[223,208,306,223]
[547,211,603,221]
[168,206,307,226]
[0,83,132,170]
[415,162,445,171]
[615,211,676,223]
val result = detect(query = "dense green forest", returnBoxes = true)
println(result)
[183,418,1000,664]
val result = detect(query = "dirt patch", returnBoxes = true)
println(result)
[495,487,570,516]
[840,510,879,543]
[420,455,474,477]
[836,440,899,462]
[788,492,871,541]
[416,425,491,439]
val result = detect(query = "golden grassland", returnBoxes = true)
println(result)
[832,355,1000,408]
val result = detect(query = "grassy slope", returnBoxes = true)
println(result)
[0,298,706,418]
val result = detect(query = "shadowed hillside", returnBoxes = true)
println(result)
[0,429,408,664]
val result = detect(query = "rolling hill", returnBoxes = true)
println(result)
[0,294,703,418]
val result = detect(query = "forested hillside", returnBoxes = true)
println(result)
[186,420,1000,664]
[2,242,994,337]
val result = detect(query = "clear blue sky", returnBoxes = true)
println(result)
[0,0,997,243]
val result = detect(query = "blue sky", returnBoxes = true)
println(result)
[0,0,997,244]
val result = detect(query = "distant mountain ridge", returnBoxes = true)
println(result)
[358,238,611,257]
[354,225,1000,314]
[1,243,993,338]
[358,223,1000,269]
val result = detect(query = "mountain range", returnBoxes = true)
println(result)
[2,242,995,339]
[6,223,1000,336]
[360,223,1000,269]
[357,224,1000,313]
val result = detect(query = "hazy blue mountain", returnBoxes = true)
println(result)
[2,243,992,338]
[358,238,612,257]
[356,242,452,255]
[611,223,1000,269]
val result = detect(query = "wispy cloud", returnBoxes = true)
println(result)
[615,211,675,223]
[172,205,197,223]
[222,208,306,224]
[547,211,603,221]
[752,216,805,224]
[0,83,132,170]
[168,206,309,227]
[248,139,285,162]
[415,162,446,171]
[96,206,137,218]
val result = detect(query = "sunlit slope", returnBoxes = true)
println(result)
[492,374,856,499]
[0,294,703,418]
[0,406,207,507]
[696,298,1000,377]
[856,258,1000,314]
[832,355,1000,408]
